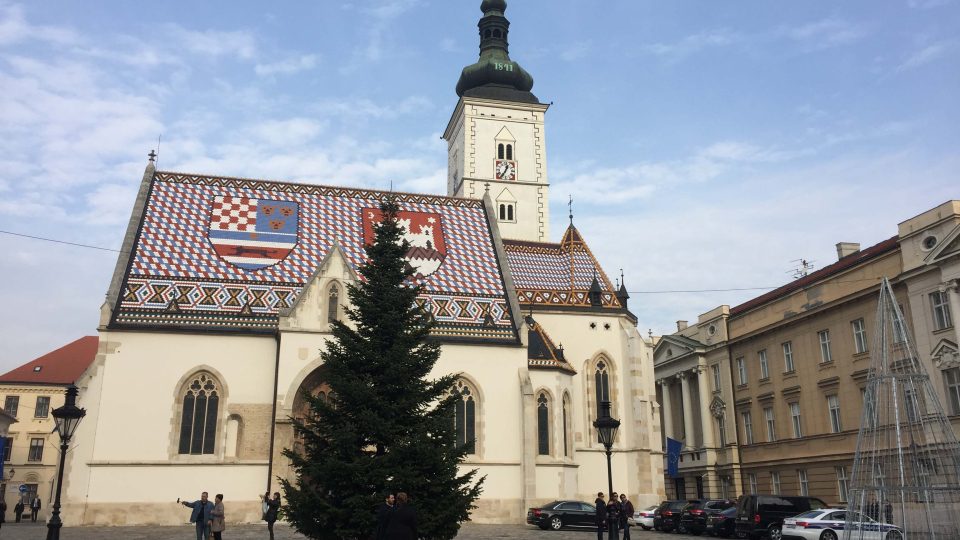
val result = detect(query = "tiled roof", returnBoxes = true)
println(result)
[503,225,621,308]
[112,171,518,342]
[0,336,98,385]
[730,236,899,317]
[525,316,576,374]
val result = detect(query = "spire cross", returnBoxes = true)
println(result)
[148,150,156,162]
[568,194,573,225]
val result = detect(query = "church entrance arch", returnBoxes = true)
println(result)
[277,365,333,486]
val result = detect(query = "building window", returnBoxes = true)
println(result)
[712,365,721,391]
[2,436,12,461]
[506,144,513,160]
[451,379,478,454]
[770,471,781,495]
[758,350,769,380]
[790,402,802,438]
[931,291,953,330]
[904,387,920,423]
[893,308,907,343]
[3,396,18,418]
[177,372,222,455]
[798,469,809,496]
[818,330,832,363]
[497,143,504,159]
[327,284,339,324]
[717,415,727,447]
[748,473,758,495]
[836,466,849,502]
[736,357,747,385]
[852,318,868,354]
[508,204,514,221]
[764,407,776,442]
[537,392,550,456]
[742,411,754,444]
[827,395,842,433]
[945,368,960,416]
[562,394,571,457]
[34,396,50,418]
[498,203,515,222]
[28,438,43,461]
[782,341,794,373]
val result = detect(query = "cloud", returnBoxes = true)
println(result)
[255,54,318,76]
[163,24,256,59]
[560,41,592,62]
[314,96,432,120]
[896,41,954,71]
[641,29,742,60]
[781,18,868,51]
[907,0,954,8]
[0,2,79,46]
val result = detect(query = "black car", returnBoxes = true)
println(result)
[680,499,737,536]
[526,500,598,531]
[706,506,737,537]
[656,500,696,533]
[734,495,828,540]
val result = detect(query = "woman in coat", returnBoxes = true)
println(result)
[210,494,225,540]
[384,492,417,540]
[260,492,281,540]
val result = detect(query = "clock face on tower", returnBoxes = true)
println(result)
[495,159,517,181]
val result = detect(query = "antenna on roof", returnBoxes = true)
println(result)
[389,180,394,192]
[568,194,573,225]
[787,259,815,279]
[155,134,161,169]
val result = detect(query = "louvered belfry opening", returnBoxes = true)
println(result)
[844,278,960,539]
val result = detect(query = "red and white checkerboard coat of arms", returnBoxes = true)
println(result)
[208,196,299,270]
[362,208,447,278]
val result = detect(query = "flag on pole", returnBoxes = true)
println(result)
[666,437,682,478]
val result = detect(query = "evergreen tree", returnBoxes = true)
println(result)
[281,199,483,540]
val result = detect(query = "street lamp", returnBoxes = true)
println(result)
[593,400,620,540]
[46,385,86,540]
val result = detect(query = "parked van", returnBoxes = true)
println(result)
[735,495,828,540]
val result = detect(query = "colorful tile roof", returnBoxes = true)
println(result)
[0,336,98,386]
[503,225,622,308]
[111,171,518,342]
[525,316,576,374]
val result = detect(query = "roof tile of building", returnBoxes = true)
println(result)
[0,336,98,385]
[730,236,899,317]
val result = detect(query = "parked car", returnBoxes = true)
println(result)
[526,500,599,531]
[629,504,659,530]
[783,509,902,540]
[706,506,738,537]
[656,499,698,533]
[735,495,828,540]
[680,499,737,535]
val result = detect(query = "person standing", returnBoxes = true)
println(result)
[619,493,634,540]
[13,500,23,523]
[606,492,621,540]
[180,492,214,540]
[29,495,40,522]
[261,492,281,540]
[1,497,6,532]
[594,492,607,540]
[376,493,395,540]
[384,492,417,540]
[210,494,225,540]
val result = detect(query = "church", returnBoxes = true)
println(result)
[62,0,665,525]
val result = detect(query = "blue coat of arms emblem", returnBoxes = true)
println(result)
[207,196,299,270]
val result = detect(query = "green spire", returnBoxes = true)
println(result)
[455,0,539,103]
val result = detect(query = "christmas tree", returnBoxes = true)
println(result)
[281,199,483,540]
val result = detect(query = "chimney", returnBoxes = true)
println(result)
[676,320,688,331]
[836,242,861,260]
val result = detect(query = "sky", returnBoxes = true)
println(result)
[0,0,957,372]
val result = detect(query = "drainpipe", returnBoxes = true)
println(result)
[266,332,282,493]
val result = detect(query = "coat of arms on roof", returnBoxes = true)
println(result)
[207,196,299,270]
[363,208,447,279]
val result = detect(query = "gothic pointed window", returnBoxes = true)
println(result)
[451,379,477,454]
[327,284,340,324]
[537,392,550,455]
[178,372,221,455]
[562,393,571,457]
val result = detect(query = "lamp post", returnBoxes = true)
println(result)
[593,400,620,540]
[46,385,86,540]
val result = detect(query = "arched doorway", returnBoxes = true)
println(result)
[275,365,333,486]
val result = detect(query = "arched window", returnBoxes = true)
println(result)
[484,29,492,39]
[178,372,221,455]
[562,393,572,457]
[499,204,506,220]
[327,284,340,324]
[493,29,502,39]
[498,143,505,159]
[537,392,550,455]
[507,204,514,221]
[506,144,513,160]
[451,379,477,454]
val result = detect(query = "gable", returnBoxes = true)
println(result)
[926,223,960,265]
[111,171,518,342]
[495,126,516,141]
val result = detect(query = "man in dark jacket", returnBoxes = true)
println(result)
[384,492,417,540]
[607,492,621,540]
[180,492,214,540]
[595,492,607,540]
[376,493,395,540]
[619,494,634,540]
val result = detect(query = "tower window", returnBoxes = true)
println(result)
[507,204,514,221]
[493,29,502,39]
[484,29,491,38]
[498,143,504,159]
[506,144,513,160]
[499,204,506,220]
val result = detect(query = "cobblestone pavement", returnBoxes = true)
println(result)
[0,522,681,539]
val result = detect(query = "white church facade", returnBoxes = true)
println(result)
[61,0,666,525]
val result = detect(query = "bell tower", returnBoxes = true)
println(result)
[443,0,550,243]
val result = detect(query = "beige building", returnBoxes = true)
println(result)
[0,336,97,520]
[654,307,742,500]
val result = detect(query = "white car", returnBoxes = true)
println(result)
[783,508,902,540]
[628,504,658,530]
